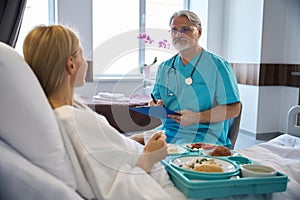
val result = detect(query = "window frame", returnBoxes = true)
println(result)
[92,0,188,80]
[15,0,56,55]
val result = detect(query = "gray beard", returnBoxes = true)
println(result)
[173,42,191,52]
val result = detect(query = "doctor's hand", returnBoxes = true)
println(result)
[149,99,164,106]
[168,110,200,127]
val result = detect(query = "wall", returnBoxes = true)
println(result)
[261,0,300,64]
[206,0,224,56]
[188,0,209,49]
[256,86,298,135]
[258,0,299,136]
[238,84,259,134]
[57,0,93,60]
[212,0,299,138]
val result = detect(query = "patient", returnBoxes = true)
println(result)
[23,25,186,200]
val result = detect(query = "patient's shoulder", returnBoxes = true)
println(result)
[54,105,110,126]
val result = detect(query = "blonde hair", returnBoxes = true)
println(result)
[23,24,80,97]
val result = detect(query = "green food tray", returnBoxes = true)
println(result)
[163,157,288,199]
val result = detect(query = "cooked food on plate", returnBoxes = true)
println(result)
[209,146,232,156]
[185,142,216,150]
[194,163,224,172]
[179,158,224,173]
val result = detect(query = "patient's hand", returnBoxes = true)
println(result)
[144,131,168,161]
[137,131,167,173]
[129,133,145,145]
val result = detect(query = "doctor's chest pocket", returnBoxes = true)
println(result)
[180,83,213,109]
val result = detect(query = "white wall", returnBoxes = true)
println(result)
[238,85,299,136]
[238,84,259,134]
[278,87,299,132]
[57,0,93,60]
[206,0,224,56]
[223,0,264,63]
[257,86,298,134]
[205,0,263,63]
[261,0,300,64]
[283,0,300,63]
[189,0,209,49]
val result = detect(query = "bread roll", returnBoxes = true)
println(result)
[210,146,231,156]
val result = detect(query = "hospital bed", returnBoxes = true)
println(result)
[233,107,300,200]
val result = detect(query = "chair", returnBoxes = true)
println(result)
[228,104,242,149]
[286,105,300,137]
[0,0,27,47]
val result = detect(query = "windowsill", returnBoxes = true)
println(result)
[92,75,156,82]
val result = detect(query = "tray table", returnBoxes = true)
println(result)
[162,154,289,199]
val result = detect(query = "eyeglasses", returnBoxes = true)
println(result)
[169,26,195,35]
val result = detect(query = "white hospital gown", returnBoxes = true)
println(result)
[54,105,186,200]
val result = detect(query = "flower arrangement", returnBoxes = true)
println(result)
[137,33,170,49]
[137,33,170,75]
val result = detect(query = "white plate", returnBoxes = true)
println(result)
[172,156,237,174]
[183,143,216,152]
[167,144,188,155]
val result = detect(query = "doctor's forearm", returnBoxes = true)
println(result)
[198,102,241,123]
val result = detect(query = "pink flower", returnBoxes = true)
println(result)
[158,39,170,49]
[137,33,154,44]
[137,33,169,48]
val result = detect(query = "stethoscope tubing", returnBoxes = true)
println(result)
[165,52,203,96]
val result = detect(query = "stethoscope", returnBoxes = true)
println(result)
[165,52,203,96]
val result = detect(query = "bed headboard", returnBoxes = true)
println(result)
[286,105,300,137]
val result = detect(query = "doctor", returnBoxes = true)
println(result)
[151,10,241,147]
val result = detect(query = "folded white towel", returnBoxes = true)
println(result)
[93,92,129,102]
[97,92,125,99]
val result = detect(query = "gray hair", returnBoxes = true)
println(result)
[169,10,201,27]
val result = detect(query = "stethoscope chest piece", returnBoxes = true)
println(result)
[185,77,193,85]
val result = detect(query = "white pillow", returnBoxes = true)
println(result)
[0,42,76,188]
[0,140,83,200]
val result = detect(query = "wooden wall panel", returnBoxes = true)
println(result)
[232,63,300,87]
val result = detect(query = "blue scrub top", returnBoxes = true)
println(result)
[152,49,240,147]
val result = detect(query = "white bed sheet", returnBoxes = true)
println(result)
[233,134,300,200]
[187,134,300,200]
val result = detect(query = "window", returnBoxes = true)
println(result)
[15,0,53,55]
[144,0,185,78]
[92,0,185,78]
